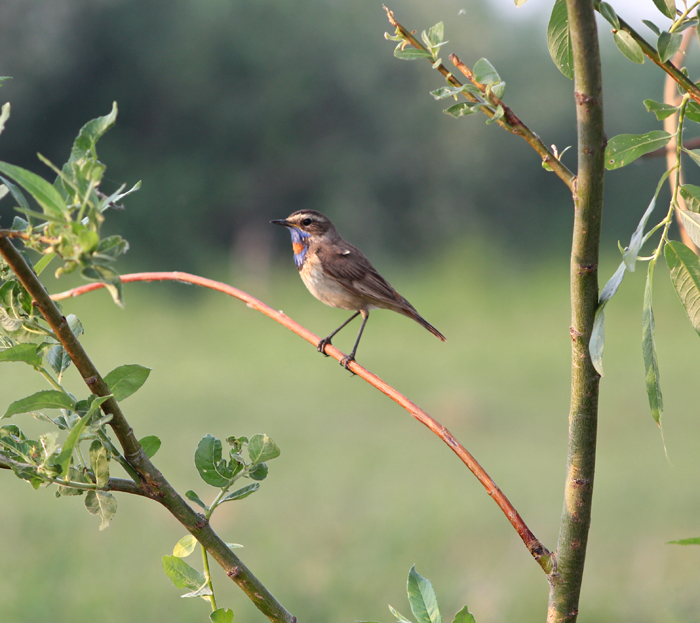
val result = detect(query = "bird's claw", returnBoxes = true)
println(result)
[317,337,332,356]
[339,354,356,371]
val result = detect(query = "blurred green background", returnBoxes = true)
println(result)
[2,0,700,622]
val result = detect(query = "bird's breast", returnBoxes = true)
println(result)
[299,252,365,311]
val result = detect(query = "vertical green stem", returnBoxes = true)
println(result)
[548,1,605,621]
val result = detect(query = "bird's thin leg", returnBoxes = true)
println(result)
[317,311,361,356]
[340,310,369,369]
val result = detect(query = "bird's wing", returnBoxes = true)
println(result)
[317,243,410,308]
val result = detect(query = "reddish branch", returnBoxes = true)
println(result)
[53,271,553,571]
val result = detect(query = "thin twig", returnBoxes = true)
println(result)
[383,6,576,193]
[52,270,553,571]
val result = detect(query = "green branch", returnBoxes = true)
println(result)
[547,1,606,622]
[0,237,296,623]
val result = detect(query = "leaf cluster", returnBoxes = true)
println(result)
[0,102,138,306]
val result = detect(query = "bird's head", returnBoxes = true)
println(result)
[270,210,336,240]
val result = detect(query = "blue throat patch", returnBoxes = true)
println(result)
[289,227,310,269]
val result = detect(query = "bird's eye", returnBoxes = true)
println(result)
[302,218,312,226]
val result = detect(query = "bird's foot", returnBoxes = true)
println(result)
[339,354,356,371]
[317,336,332,356]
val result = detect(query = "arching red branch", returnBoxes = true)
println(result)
[53,271,552,570]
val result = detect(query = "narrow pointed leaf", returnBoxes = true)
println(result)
[643,20,661,35]
[623,169,671,271]
[547,0,573,79]
[667,537,700,545]
[103,364,151,402]
[0,161,67,218]
[684,148,700,168]
[665,240,700,334]
[407,566,442,623]
[389,605,413,623]
[222,482,260,503]
[590,261,627,376]
[4,390,76,418]
[642,263,663,425]
[605,131,671,170]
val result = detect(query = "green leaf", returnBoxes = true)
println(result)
[680,184,700,212]
[407,566,442,623]
[0,161,67,218]
[248,434,280,464]
[658,31,682,63]
[665,240,700,334]
[472,58,501,85]
[667,537,700,545]
[643,20,661,36]
[651,0,676,19]
[195,434,234,487]
[0,343,42,368]
[613,31,645,64]
[623,170,671,271]
[4,389,76,418]
[162,555,205,590]
[443,103,484,118]
[514,0,529,5]
[222,483,260,503]
[684,102,700,124]
[139,435,161,458]
[248,462,269,481]
[185,490,209,510]
[425,22,444,48]
[89,439,110,487]
[103,364,151,402]
[677,209,700,249]
[210,609,234,623]
[389,605,414,623]
[590,261,626,376]
[642,263,663,425]
[173,535,198,558]
[683,148,700,168]
[394,48,433,61]
[85,490,117,530]
[452,605,476,623]
[598,2,620,29]
[643,99,679,120]
[547,0,573,79]
[605,131,671,170]
[68,102,118,164]
[54,395,110,477]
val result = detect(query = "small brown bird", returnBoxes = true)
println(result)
[271,210,446,368]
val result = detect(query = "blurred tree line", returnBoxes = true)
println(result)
[0,0,674,274]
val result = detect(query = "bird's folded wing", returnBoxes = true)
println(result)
[317,243,406,306]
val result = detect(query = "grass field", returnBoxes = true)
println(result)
[1,244,700,623]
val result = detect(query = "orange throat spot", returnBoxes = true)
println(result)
[292,242,305,254]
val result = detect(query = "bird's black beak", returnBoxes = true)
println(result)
[270,219,291,228]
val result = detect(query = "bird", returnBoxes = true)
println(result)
[271,209,446,369]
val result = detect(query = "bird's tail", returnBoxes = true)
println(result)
[405,308,446,342]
